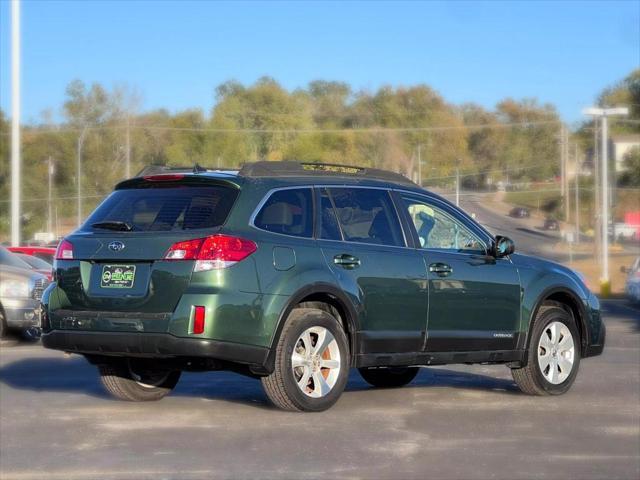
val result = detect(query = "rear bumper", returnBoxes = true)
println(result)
[41,330,270,367]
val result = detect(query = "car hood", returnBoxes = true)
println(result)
[0,264,44,281]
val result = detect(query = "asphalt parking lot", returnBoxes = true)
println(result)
[0,300,638,480]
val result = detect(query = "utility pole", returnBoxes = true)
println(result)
[125,116,131,178]
[574,143,580,245]
[593,121,600,264]
[10,0,21,246]
[47,156,54,234]
[416,144,422,187]
[565,129,570,224]
[582,107,629,296]
[77,126,88,227]
[455,164,460,207]
[560,124,566,200]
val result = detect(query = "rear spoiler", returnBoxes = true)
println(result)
[115,173,242,190]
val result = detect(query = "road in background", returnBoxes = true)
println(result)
[456,193,564,260]
[1,300,638,480]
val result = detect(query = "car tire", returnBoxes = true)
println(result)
[358,367,419,388]
[512,303,581,395]
[261,308,350,412]
[98,359,181,401]
[21,327,41,342]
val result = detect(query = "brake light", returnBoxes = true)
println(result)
[143,174,185,182]
[164,234,257,271]
[55,239,74,260]
[193,306,205,334]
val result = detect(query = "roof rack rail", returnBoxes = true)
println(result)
[238,161,417,186]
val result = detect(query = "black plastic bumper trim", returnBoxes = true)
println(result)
[41,330,270,367]
[584,321,605,358]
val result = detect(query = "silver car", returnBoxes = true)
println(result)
[622,257,640,304]
[0,247,49,339]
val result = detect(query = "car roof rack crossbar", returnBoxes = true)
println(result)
[238,161,417,186]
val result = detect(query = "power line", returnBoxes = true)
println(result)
[1,119,561,136]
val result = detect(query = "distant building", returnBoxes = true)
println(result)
[611,134,640,172]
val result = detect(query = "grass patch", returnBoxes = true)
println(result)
[504,189,561,216]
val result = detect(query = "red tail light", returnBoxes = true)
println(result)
[55,239,74,260]
[193,306,205,335]
[164,234,257,271]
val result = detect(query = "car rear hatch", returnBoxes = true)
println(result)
[53,174,241,319]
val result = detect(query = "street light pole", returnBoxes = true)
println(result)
[582,106,629,296]
[10,0,21,246]
[601,114,609,291]
[574,143,580,245]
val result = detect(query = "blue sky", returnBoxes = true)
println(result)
[1,0,638,125]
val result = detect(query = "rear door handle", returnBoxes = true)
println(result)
[334,254,361,269]
[429,262,452,276]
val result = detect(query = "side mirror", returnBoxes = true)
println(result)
[494,235,515,258]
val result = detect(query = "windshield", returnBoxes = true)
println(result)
[0,247,33,270]
[81,185,238,232]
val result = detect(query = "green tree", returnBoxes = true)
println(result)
[619,146,640,186]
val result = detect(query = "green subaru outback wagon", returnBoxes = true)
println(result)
[41,161,605,411]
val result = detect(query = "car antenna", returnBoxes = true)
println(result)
[193,163,207,174]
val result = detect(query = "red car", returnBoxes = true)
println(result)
[7,246,56,265]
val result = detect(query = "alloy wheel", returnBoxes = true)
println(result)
[291,326,341,398]
[537,321,575,385]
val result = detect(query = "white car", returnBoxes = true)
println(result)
[622,257,640,304]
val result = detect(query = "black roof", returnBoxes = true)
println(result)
[136,161,417,188]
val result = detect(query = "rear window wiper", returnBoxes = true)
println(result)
[91,221,134,231]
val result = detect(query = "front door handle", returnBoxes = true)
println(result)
[429,262,453,276]
[334,254,361,269]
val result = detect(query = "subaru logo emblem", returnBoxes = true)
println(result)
[108,241,125,252]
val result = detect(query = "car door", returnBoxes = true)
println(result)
[317,187,428,354]
[398,193,521,352]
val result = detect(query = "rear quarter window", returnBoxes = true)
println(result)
[82,186,238,232]
[254,188,313,238]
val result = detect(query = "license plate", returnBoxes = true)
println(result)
[101,264,136,289]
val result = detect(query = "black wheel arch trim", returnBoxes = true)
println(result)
[260,282,360,375]
[520,286,591,361]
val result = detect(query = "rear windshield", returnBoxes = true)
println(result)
[81,186,238,232]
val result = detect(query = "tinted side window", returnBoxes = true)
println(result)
[319,188,342,241]
[254,188,313,238]
[401,195,485,253]
[328,188,404,247]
